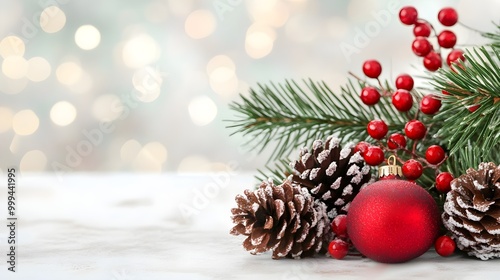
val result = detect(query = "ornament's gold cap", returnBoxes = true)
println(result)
[378,155,403,178]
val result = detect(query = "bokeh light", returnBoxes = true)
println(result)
[75,25,101,50]
[245,24,276,59]
[26,57,51,82]
[20,150,47,172]
[2,56,28,79]
[12,110,39,136]
[188,96,218,126]
[40,6,66,33]
[91,94,124,121]
[184,10,217,39]
[120,139,142,162]
[122,34,161,68]
[0,36,25,58]
[56,62,83,85]
[0,107,14,133]
[206,55,238,97]
[50,101,77,126]
[132,142,168,172]
[132,67,163,102]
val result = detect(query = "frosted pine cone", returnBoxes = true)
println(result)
[230,179,330,259]
[291,136,371,218]
[442,162,500,260]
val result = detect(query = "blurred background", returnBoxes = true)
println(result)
[0,0,497,174]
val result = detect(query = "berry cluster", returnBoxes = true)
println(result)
[327,215,356,259]
[399,6,465,71]
[356,60,454,192]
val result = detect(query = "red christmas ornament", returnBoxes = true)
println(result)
[347,179,440,263]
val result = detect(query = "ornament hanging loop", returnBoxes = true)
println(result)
[378,155,403,178]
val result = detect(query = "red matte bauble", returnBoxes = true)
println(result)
[347,179,440,263]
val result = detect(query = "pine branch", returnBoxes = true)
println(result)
[227,79,407,162]
[482,22,500,48]
[430,47,500,159]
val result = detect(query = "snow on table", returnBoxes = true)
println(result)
[0,173,499,280]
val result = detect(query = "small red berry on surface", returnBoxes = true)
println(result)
[367,120,388,140]
[331,215,348,238]
[392,89,413,112]
[437,30,457,49]
[435,235,456,257]
[402,159,423,180]
[438,7,458,27]
[412,37,433,57]
[423,51,442,71]
[354,141,370,156]
[399,6,418,25]
[447,49,465,67]
[387,133,407,150]
[442,90,450,95]
[413,21,431,37]
[362,60,382,78]
[360,87,381,105]
[328,239,349,260]
[436,172,454,193]
[405,120,427,140]
[395,74,414,91]
[363,146,385,166]
[420,95,442,115]
[425,145,446,164]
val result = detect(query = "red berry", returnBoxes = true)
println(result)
[328,239,349,260]
[423,52,442,71]
[367,120,388,140]
[395,74,414,91]
[362,60,382,79]
[435,235,456,257]
[354,141,370,156]
[412,37,433,57]
[442,90,450,95]
[438,7,458,27]
[399,6,418,25]
[420,94,442,115]
[387,133,406,150]
[447,49,465,67]
[425,145,446,164]
[404,120,427,140]
[360,87,380,105]
[413,21,431,37]
[402,159,423,180]
[363,146,385,166]
[437,30,457,49]
[468,104,480,113]
[436,172,454,193]
[331,215,348,238]
[392,89,413,112]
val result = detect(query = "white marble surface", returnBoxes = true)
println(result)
[1,173,500,280]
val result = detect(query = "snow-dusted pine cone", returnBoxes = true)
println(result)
[230,179,330,259]
[442,162,500,260]
[290,136,371,219]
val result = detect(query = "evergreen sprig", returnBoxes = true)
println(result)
[431,46,500,164]
[227,79,407,162]
[482,22,500,48]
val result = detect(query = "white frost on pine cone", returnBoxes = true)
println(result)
[317,149,330,164]
[339,146,351,160]
[326,162,337,176]
[348,152,363,164]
